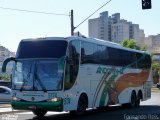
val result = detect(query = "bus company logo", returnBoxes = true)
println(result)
[96,66,125,75]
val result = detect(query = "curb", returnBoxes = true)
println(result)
[0,110,30,115]
[0,105,11,108]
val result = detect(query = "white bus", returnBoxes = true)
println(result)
[2,36,152,117]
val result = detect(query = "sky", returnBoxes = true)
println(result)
[0,0,159,52]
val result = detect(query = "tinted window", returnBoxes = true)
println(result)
[68,40,80,65]
[126,51,137,68]
[97,45,109,65]
[80,41,150,69]
[16,40,68,59]
[108,47,121,66]
[137,53,151,69]
[145,55,151,69]
[81,41,95,64]
[137,53,145,69]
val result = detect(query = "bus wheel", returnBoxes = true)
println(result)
[32,109,47,117]
[77,95,87,114]
[130,91,136,108]
[70,95,87,115]
[136,92,141,107]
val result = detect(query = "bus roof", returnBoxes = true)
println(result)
[21,36,149,55]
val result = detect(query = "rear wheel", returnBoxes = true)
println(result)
[130,91,136,108]
[122,91,136,108]
[136,92,141,107]
[32,109,47,117]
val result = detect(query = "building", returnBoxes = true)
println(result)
[111,19,129,43]
[129,23,139,42]
[88,12,109,40]
[145,34,160,53]
[138,29,145,47]
[88,11,144,44]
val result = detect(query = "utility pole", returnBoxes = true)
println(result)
[71,9,74,36]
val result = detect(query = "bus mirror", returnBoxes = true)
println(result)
[2,57,15,73]
[65,56,72,64]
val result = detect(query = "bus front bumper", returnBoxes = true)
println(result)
[11,100,63,112]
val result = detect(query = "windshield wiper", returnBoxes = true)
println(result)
[34,62,47,92]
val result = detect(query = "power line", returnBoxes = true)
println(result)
[75,0,112,29]
[0,6,69,16]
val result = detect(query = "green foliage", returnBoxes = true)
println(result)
[152,63,159,71]
[121,39,139,50]
[150,52,154,59]
[0,73,10,81]
[140,45,147,51]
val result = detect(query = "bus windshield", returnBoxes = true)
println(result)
[12,58,65,91]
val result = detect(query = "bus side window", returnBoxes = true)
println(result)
[65,40,80,90]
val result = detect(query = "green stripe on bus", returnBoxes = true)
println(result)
[11,100,63,112]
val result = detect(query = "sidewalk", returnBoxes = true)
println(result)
[0,104,11,108]
[0,106,28,115]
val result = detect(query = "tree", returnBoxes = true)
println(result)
[121,39,149,51]
[152,63,159,84]
[0,73,10,82]
[121,39,140,50]
[140,45,147,51]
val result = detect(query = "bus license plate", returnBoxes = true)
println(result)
[28,106,36,110]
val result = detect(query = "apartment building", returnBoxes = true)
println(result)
[111,20,129,43]
[88,11,144,44]
[138,29,145,47]
[89,12,109,40]
[145,34,160,53]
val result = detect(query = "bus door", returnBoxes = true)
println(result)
[64,40,80,110]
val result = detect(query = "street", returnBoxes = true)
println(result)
[0,92,160,120]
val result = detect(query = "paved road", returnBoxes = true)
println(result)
[1,92,160,120]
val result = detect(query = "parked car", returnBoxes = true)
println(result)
[0,86,11,102]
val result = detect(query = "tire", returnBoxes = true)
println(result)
[122,91,136,108]
[130,91,136,108]
[70,95,87,115]
[32,109,47,117]
[136,93,141,107]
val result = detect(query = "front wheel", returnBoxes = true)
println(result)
[32,110,47,117]
[70,95,87,115]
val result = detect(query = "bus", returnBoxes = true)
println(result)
[2,36,152,117]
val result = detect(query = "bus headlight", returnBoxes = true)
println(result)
[50,97,61,102]
[12,96,21,101]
